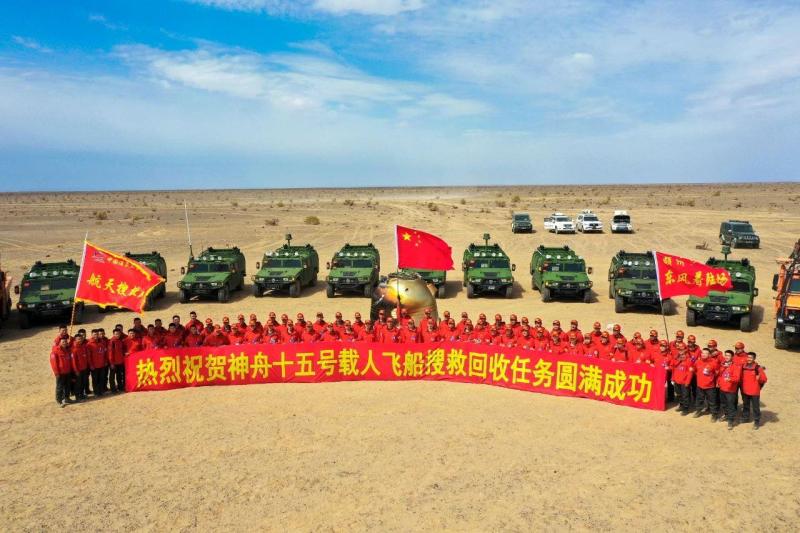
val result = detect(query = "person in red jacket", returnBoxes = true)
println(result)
[578,336,597,357]
[610,338,628,362]
[551,320,569,343]
[532,328,550,351]
[567,320,584,343]
[381,319,401,343]
[732,341,748,366]
[740,352,767,429]
[651,340,674,403]
[498,328,517,348]
[491,313,505,334]
[437,310,451,336]
[441,320,459,342]
[313,312,327,335]
[294,313,306,331]
[87,329,109,396]
[262,325,282,344]
[352,312,366,335]
[70,332,91,401]
[549,332,566,355]
[457,323,474,343]
[108,329,127,393]
[301,322,318,343]
[203,326,230,347]
[185,311,202,335]
[685,335,701,360]
[693,348,720,420]
[183,324,204,348]
[630,338,652,365]
[717,350,741,429]
[332,312,346,334]
[589,322,604,346]
[52,324,72,348]
[670,351,695,414]
[517,328,535,350]
[596,332,613,360]
[644,330,661,357]
[507,314,522,337]
[610,324,626,345]
[51,337,73,407]
[228,325,246,345]
[359,321,378,342]
[284,322,302,343]
[340,324,359,342]
[125,329,145,354]
[670,330,685,351]
[565,334,582,357]
[420,322,441,343]
[170,314,186,338]
[401,322,421,343]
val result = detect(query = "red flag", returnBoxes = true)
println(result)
[396,225,453,270]
[75,242,164,313]
[654,251,733,299]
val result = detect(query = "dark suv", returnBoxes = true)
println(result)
[720,220,760,248]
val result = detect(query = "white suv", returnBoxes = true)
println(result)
[543,213,576,234]
[576,210,603,233]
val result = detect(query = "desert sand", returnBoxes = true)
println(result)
[1,183,799,531]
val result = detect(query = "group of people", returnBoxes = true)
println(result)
[49,308,768,429]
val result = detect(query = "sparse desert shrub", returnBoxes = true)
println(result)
[460,198,466,205]
[276,201,285,208]
[343,199,355,206]
[265,218,279,226]
[428,202,439,212]
[94,210,108,220]
[496,200,506,208]
[304,215,320,225]
[511,195,520,204]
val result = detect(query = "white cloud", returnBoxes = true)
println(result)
[11,36,52,53]
[88,14,127,31]
[313,0,424,16]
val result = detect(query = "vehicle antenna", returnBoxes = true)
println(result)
[184,201,194,259]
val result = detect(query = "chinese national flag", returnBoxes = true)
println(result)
[396,225,454,270]
[654,251,733,299]
[75,242,164,313]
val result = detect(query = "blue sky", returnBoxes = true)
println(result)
[1,0,799,191]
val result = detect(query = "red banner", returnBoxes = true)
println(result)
[75,242,164,313]
[396,225,454,270]
[655,251,733,299]
[125,341,666,410]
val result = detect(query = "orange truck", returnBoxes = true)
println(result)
[773,239,800,349]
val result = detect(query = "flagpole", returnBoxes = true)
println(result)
[652,250,670,341]
[70,232,89,336]
[395,225,401,319]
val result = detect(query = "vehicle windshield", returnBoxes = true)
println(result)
[613,216,630,223]
[334,258,374,268]
[476,259,510,269]
[24,278,76,291]
[264,258,302,268]
[514,215,530,221]
[730,223,754,233]
[188,262,231,273]
[582,215,599,221]
[617,268,656,279]
[790,279,800,291]
[554,216,570,222]
[731,280,751,292]
[545,262,584,272]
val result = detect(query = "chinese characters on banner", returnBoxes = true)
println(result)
[126,341,666,411]
[75,242,164,313]
[654,251,733,299]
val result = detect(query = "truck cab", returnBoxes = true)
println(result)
[773,240,800,348]
[686,255,757,332]
[326,243,380,298]
[15,260,81,328]
[462,234,515,298]
[608,251,661,312]
[253,235,319,298]
[177,247,246,303]
[530,245,592,302]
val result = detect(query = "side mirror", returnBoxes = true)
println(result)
[772,274,779,291]
[753,288,759,297]
[511,264,516,271]
[256,261,261,270]
[180,267,186,275]
[326,262,331,270]
[587,267,593,274]
[13,285,19,295]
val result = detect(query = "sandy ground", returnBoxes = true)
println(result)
[1,183,799,531]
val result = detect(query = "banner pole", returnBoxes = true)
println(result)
[652,250,670,342]
[70,233,89,336]
[394,225,401,319]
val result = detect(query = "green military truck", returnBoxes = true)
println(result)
[686,252,757,332]
[402,268,447,298]
[98,251,168,313]
[326,243,380,298]
[462,234,515,298]
[608,251,661,312]
[177,247,246,303]
[253,234,319,298]
[530,245,593,303]
[15,260,81,329]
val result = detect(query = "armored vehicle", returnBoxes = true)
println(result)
[326,243,380,298]
[576,210,603,233]
[719,220,760,248]
[253,234,319,298]
[402,268,447,298]
[530,245,592,303]
[177,247,246,303]
[15,260,81,329]
[686,248,757,332]
[772,239,800,349]
[608,251,660,312]
[0,269,12,326]
[462,234,515,298]
[511,212,533,233]
[611,210,633,233]
[98,251,168,313]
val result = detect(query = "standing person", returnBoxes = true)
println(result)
[301,322,317,343]
[108,329,127,393]
[50,338,73,407]
[185,311,202,333]
[567,320,584,343]
[70,332,90,401]
[693,348,720,421]
[732,342,748,366]
[589,322,604,346]
[184,324,204,348]
[740,352,768,429]
[670,351,695,415]
[717,350,741,430]
[610,338,628,362]
[87,329,108,396]
[652,340,675,403]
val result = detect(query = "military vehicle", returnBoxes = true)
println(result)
[177,247,246,303]
[0,269,12,326]
[611,210,633,233]
[15,260,81,329]
[462,234,515,298]
[608,251,661,312]
[97,251,168,313]
[326,243,380,298]
[511,212,533,233]
[772,239,800,349]
[253,234,319,298]
[686,247,757,332]
[530,245,593,303]
[719,220,760,248]
[402,268,447,298]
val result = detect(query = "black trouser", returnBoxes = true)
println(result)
[55,374,70,404]
[665,370,675,402]
[695,386,719,415]
[74,370,90,399]
[675,384,691,411]
[91,366,107,395]
[689,375,697,404]
[742,393,761,422]
[720,391,737,421]
[109,364,125,392]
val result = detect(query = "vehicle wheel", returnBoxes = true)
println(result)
[608,285,614,299]
[159,284,166,298]
[504,285,513,299]
[310,273,317,286]
[363,283,372,298]
[541,287,551,302]
[19,312,31,329]
[531,277,538,291]
[217,287,229,303]
[289,281,301,298]
[237,280,244,291]
[74,303,84,324]
[739,313,752,333]
[614,295,624,312]
[437,285,446,299]
[179,289,189,303]
[686,309,697,327]
[326,284,335,298]
[142,295,151,312]
[462,277,467,288]
[253,285,263,298]
[774,330,790,349]
[583,290,592,303]
[467,285,475,299]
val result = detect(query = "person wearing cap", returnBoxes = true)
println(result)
[670,330,685,352]
[340,323,358,342]
[276,314,290,336]
[396,308,411,328]
[201,319,214,342]
[442,320,459,342]
[693,348,720,420]
[505,315,521,337]
[245,321,264,344]
[417,308,436,332]
[312,313,327,335]
[566,333,582,357]
[351,312,366,335]
[497,328,516,348]
[596,332,613,360]
[550,320,568,343]
[589,322,604,346]
[332,312,346,334]
[108,329,128,393]
[359,321,378,342]
[567,320,583,343]
[51,337,74,407]
[549,332,566,355]
[740,352,767,429]
[474,312,488,330]
[455,312,470,335]
[229,325,246,345]
[265,312,278,328]
[301,322,318,343]
[87,329,109,396]
[610,338,628,362]
[492,313,505,333]
[732,342,748,366]
[70,332,91,401]
[625,331,643,353]
[438,311,452,336]
[380,318,401,343]
[645,330,661,357]
[717,350,741,429]
[421,322,441,343]
[610,324,626,345]
[236,314,248,331]
[653,340,675,403]
[685,335,701,360]
[517,328,535,350]
[185,311,202,334]
[221,315,231,329]
[249,313,263,333]
[630,337,652,365]
[579,336,598,358]
[203,326,230,347]
[457,322,474,343]
[670,350,695,414]
[263,324,283,344]
[401,321,421,343]
[520,316,530,332]
[532,327,550,351]
[294,313,306,330]
[283,321,301,343]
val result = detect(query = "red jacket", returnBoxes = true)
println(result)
[610,346,628,362]
[596,343,613,360]
[358,330,378,342]
[203,333,229,347]
[301,331,318,343]
[740,363,767,396]
[401,329,421,343]
[71,341,90,373]
[184,333,204,347]
[420,330,441,343]
[125,336,145,354]
[320,330,341,342]
[108,338,127,366]
[50,345,72,375]
[694,358,719,389]
[670,358,694,385]
[717,362,741,393]
[86,339,108,369]
[549,342,567,355]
